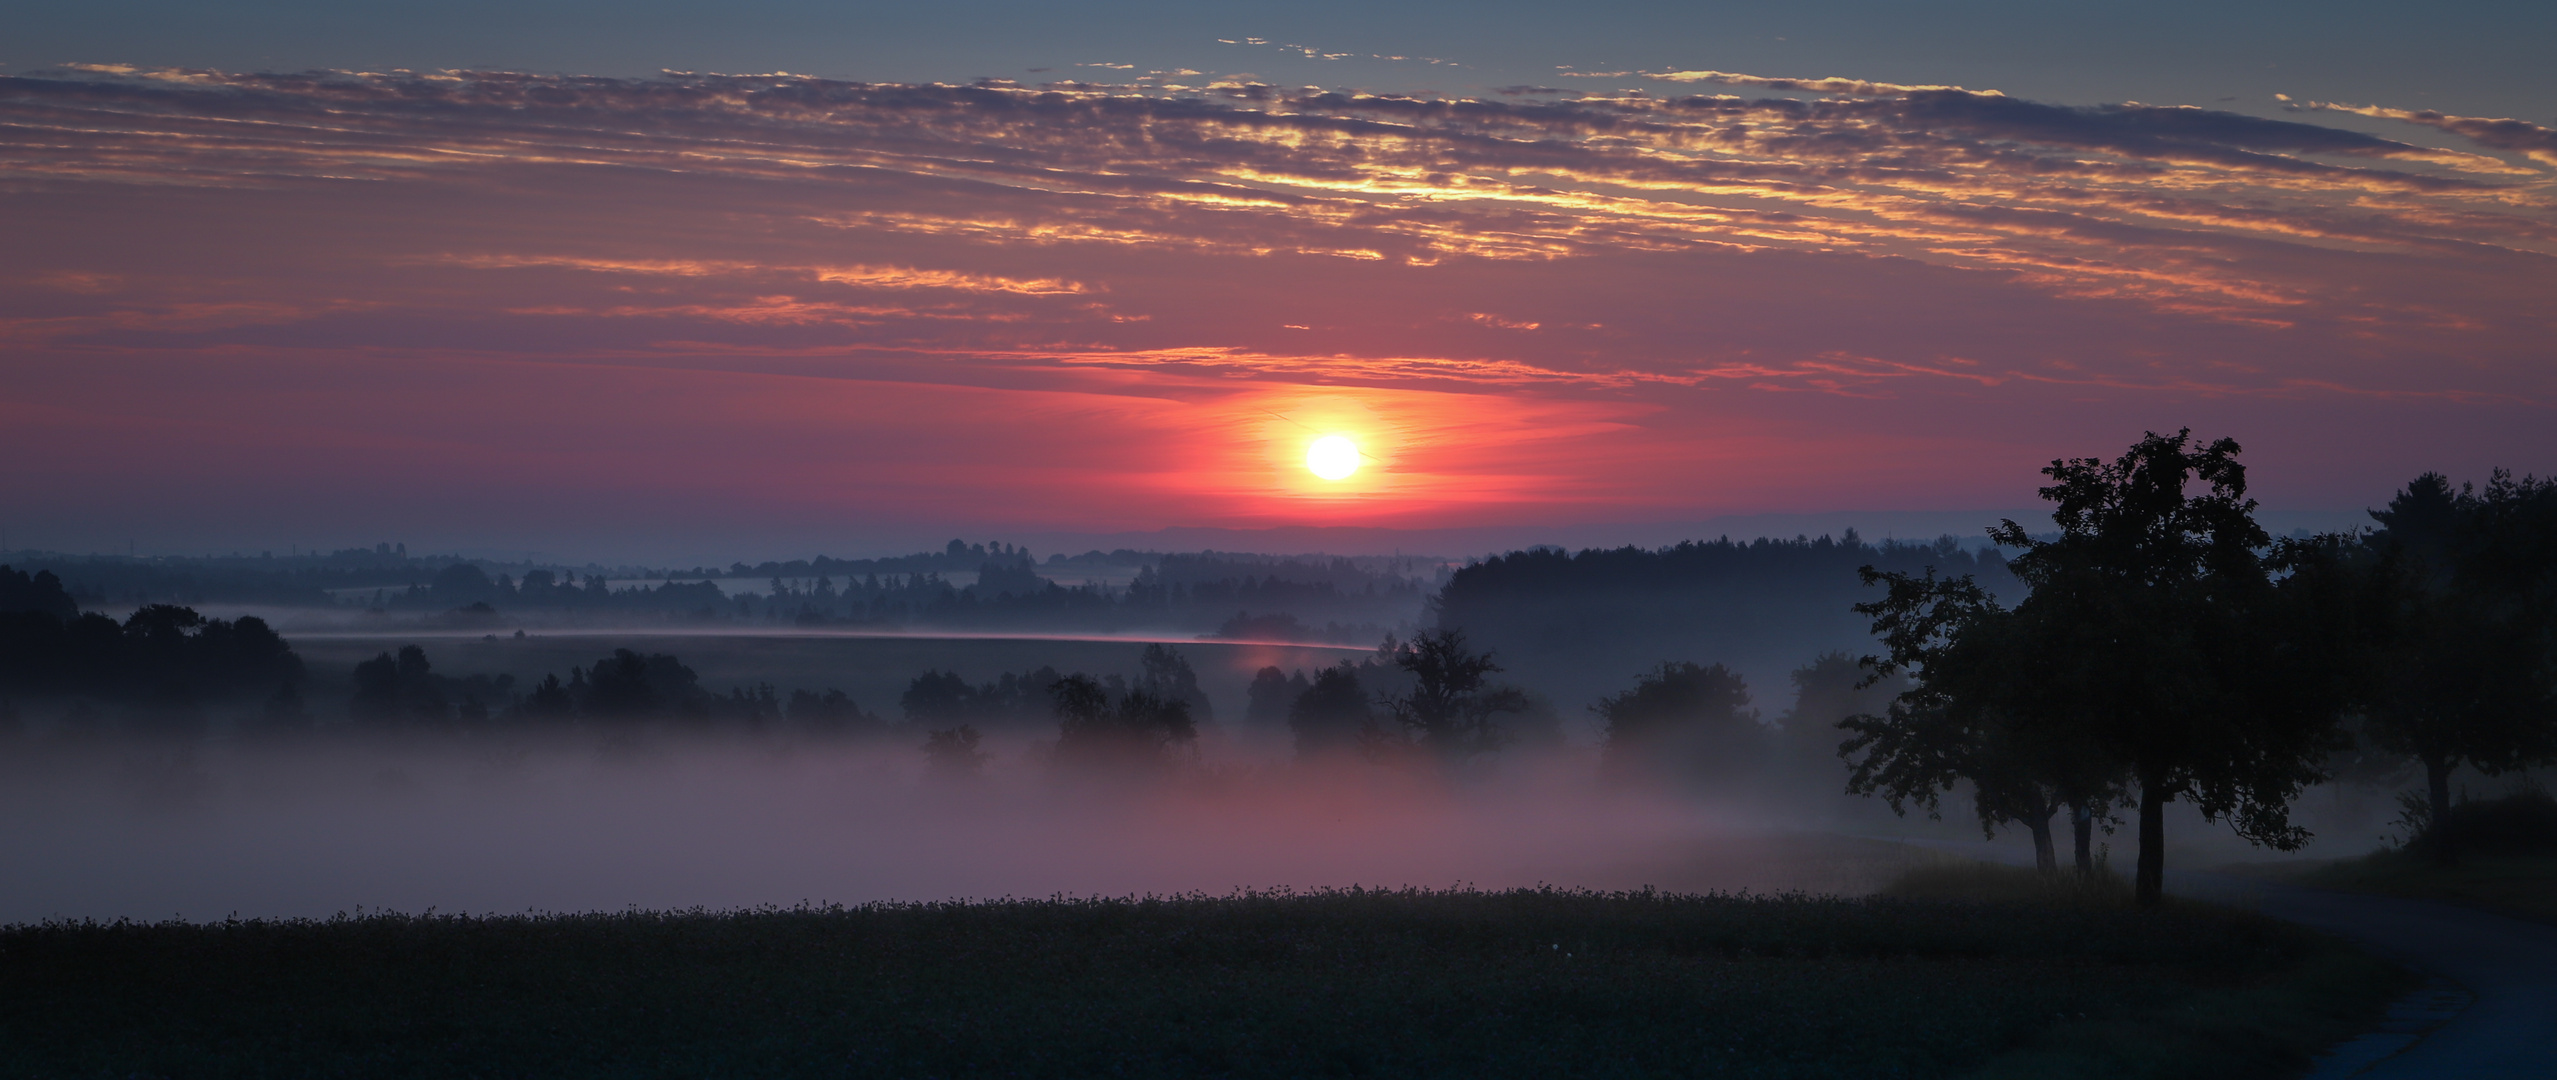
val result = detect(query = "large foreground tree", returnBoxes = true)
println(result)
[1988,430,2350,906]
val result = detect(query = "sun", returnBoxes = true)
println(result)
[1306,434,1361,480]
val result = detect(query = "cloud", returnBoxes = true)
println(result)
[438,256,1091,295]
[1,64,2550,539]
[1642,70,1998,97]
[6,67,2544,325]
[2305,100,2557,169]
[5,68,2535,266]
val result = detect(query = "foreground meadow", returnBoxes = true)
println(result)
[0,879,2402,1079]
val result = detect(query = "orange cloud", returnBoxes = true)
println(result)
[2,65,2550,545]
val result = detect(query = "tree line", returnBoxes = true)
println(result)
[0,543,423,609]
[1841,432,2557,905]
[333,643,894,738]
[0,569,305,739]
[12,541,1434,645]
[1434,532,2024,716]
[1245,638,1888,803]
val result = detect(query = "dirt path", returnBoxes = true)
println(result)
[2172,872,2557,1078]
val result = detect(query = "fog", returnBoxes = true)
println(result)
[0,738,1966,924]
[0,723,2441,925]
[0,540,2450,925]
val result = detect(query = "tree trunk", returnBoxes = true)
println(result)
[2425,755,2457,867]
[2071,802,2095,877]
[2136,779,2168,909]
[2026,810,2057,874]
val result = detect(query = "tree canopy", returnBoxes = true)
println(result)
[1287,664,1374,759]
[1846,431,2353,905]
[1374,629,1526,763]
[1596,661,1761,787]
[2356,470,2557,861]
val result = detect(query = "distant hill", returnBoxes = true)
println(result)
[1434,534,2021,713]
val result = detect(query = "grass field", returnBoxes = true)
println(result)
[2286,852,2557,926]
[0,876,2406,1079]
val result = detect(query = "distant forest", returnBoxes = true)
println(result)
[3,531,2069,726]
[0,531,2030,744]
[738,549,1426,639]
[1433,533,2019,709]
[0,567,304,738]
[0,541,1433,641]
[0,535,1948,778]
[1,561,1902,819]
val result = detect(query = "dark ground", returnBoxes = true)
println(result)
[2177,872,2557,1078]
[0,886,2402,1080]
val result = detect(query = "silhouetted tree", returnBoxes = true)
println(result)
[521,673,574,720]
[431,563,498,605]
[923,725,990,779]
[1596,662,1761,786]
[0,599,302,722]
[1288,664,1373,758]
[1246,666,1310,728]
[1375,629,1526,762]
[895,666,1072,732]
[1846,566,2136,874]
[1777,653,1904,806]
[711,684,779,731]
[351,645,449,726]
[0,566,77,620]
[2359,471,2557,864]
[1985,430,2348,906]
[789,688,881,737]
[59,613,120,694]
[121,605,206,702]
[582,649,700,720]
[972,559,1049,598]
[1050,673,1195,767]
[1137,644,1214,726]
[901,670,976,729]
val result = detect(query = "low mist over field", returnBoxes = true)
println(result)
[0,616,2422,927]
[0,724,2410,925]
[0,739,1918,923]
[8,473,2533,923]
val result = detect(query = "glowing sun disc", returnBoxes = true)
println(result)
[1306,435,1361,480]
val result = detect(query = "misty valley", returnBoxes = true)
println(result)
[11,5,2557,1068]
[2,441,2553,1078]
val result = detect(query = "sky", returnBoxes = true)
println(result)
[4,1,2553,563]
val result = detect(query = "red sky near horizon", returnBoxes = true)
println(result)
[4,67,2553,560]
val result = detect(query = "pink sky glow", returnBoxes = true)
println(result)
[3,68,2552,558]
